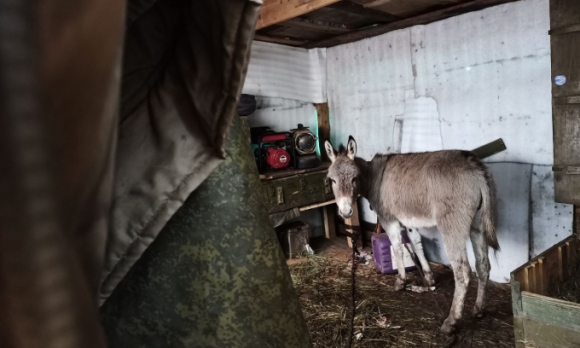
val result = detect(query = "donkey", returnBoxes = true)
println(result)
[325,136,499,335]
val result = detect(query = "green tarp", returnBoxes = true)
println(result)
[101,116,312,348]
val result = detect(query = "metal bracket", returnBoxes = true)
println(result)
[276,186,284,204]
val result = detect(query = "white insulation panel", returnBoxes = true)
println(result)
[243,41,327,103]
[248,97,318,132]
[326,0,572,282]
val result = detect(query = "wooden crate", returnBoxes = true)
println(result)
[511,236,580,348]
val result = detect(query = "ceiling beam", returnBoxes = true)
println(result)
[256,0,342,30]
[280,18,354,34]
[328,1,402,22]
[302,0,520,48]
[254,35,308,46]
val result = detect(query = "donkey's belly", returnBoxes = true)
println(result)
[398,216,436,228]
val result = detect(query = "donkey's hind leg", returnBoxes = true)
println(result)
[439,224,471,335]
[407,228,435,286]
[384,221,406,291]
[470,213,490,318]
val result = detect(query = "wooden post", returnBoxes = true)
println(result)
[345,202,363,249]
[315,103,330,162]
[322,205,336,239]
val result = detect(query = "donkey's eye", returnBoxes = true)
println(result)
[352,178,357,184]
[329,178,336,185]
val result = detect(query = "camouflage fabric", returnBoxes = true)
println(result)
[100,116,312,348]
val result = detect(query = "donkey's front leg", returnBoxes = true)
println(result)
[407,228,435,286]
[385,221,406,291]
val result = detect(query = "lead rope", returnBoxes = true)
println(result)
[346,228,360,348]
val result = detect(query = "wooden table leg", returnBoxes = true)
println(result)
[345,202,363,249]
[322,205,336,239]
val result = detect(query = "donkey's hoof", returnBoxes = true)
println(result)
[440,319,456,335]
[424,272,436,286]
[394,278,406,291]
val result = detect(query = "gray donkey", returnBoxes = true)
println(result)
[324,136,499,335]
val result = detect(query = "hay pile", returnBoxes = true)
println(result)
[289,253,514,348]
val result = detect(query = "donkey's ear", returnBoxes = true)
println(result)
[346,136,357,160]
[324,140,337,163]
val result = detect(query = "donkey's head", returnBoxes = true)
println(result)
[325,136,360,219]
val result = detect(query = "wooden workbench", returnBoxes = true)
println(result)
[259,163,362,248]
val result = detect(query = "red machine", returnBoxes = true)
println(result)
[251,130,295,173]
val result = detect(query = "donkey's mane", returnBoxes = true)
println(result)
[337,144,347,155]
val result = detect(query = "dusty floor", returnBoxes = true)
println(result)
[288,237,514,348]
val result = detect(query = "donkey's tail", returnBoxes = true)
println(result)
[480,169,500,251]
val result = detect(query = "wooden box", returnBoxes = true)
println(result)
[511,236,580,348]
[261,169,333,214]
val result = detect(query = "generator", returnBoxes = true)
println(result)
[251,126,296,173]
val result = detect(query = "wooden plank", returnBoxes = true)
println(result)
[511,275,523,315]
[302,0,520,48]
[315,103,331,162]
[551,0,580,204]
[300,199,336,211]
[259,162,330,180]
[513,316,526,348]
[322,205,337,239]
[256,0,342,30]
[511,235,577,296]
[550,23,580,36]
[279,18,354,34]
[345,201,363,248]
[254,34,308,46]
[327,1,402,22]
[518,316,580,348]
[521,291,580,334]
[365,0,463,18]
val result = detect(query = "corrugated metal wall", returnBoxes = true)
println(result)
[243,41,327,103]
[326,0,573,282]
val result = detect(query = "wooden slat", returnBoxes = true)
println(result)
[551,0,580,204]
[345,202,363,248]
[521,291,580,334]
[256,0,342,30]
[323,205,337,239]
[511,236,577,296]
[364,0,463,17]
[259,162,330,180]
[280,18,354,34]
[328,1,402,22]
[299,199,336,211]
[550,23,580,36]
[315,103,331,162]
[516,316,580,348]
[254,34,308,46]
[303,0,520,48]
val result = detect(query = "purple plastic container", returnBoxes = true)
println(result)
[372,231,417,275]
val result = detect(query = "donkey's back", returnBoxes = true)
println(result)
[373,150,497,246]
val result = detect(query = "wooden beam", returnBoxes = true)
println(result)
[254,34,308,46]
[303,0,520,48]
[328,1,402,22]
[280,18,354,34]
[256,0,342,30]
[323,205,337,239]
[315,103,331,162]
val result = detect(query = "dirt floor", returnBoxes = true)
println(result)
[288,237,514,348]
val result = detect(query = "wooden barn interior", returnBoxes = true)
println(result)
[1,0,579,348]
